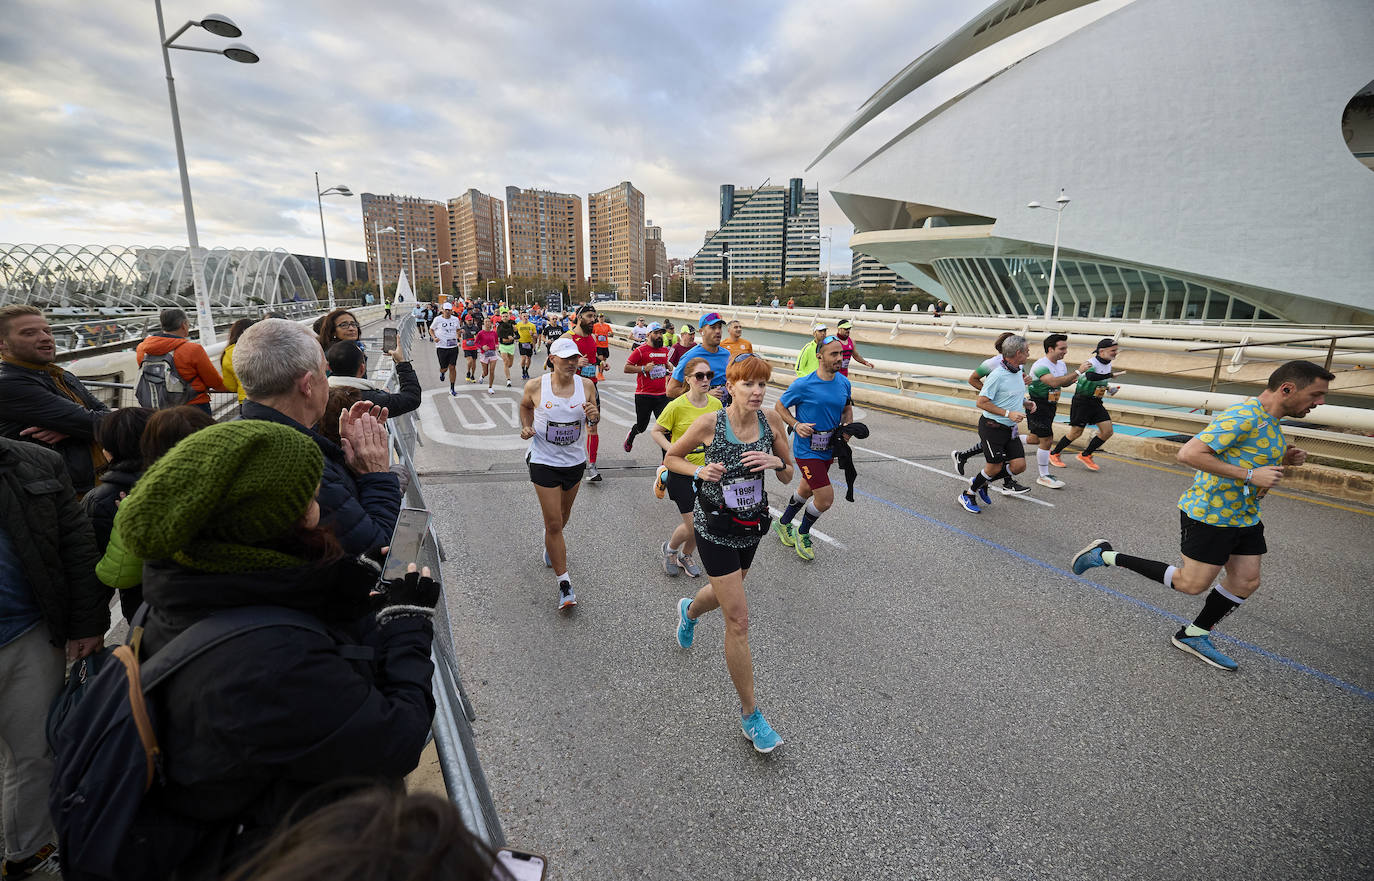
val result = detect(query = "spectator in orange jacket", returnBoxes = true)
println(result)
[135,308,227,413]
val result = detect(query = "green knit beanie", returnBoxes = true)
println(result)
[116,420,325,573]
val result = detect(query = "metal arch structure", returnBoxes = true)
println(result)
[0,244,319,311]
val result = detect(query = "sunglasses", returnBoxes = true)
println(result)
[691,371,715,381]
[820,335,839,345]
[731,352,757,364]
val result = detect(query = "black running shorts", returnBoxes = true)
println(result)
[1069,395,1111,428]
[1178,510,1266,565]
[519,343,534,356]
[694,532,760,577]
[596,347,610,362]
[977,417,1025,464]
[1026,398,1057,439]
[666,470,697,515]
[436,347,460,370]
[528,459,585,491]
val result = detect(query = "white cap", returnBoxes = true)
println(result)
[441,301,453,310]
[549,337,580,359]
[812,321,827,331]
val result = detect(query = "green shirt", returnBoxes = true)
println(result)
[1177,398,1286,528]
[1074,356,1115,398]
[1028,355,1068,399]
[795,341,819,377]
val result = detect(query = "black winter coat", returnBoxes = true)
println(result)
[0,360,110,493]
[0,437,109,644]
[135,557,436,879]
[239,401,401,556]
[80,459,142,552]
[327,359,422,418]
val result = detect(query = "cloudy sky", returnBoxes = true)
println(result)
[0,0,1124,269]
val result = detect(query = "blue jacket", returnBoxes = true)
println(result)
[240,402,401,556]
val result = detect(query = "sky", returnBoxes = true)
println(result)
[0,0,1127,271]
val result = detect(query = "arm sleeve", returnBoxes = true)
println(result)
[376,362,421,417]
[975,363,993,378]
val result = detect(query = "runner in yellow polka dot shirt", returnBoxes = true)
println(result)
[1177,398,1285,527]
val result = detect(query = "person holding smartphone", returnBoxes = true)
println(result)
[664,353,794,754]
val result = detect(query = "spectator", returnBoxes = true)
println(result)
[135,307,227,414]
[234,319,401,555]
[326,340,421,417]
[109,421,436,878]
[140,405,218,466]
[0,436,107,878]
[82,405,155,551]
[317,308,365,355]
[0,304,111,495]
[319,387,364,448]
[223,786,504,881]
[221,317,257,403]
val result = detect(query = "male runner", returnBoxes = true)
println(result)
[1051,338,1126,471]
[429,302,462,395]
[623,322,671,452]
[496,310,518,387]
[668,324,695,367]
[1071,360,1331,671]
[630,318,649,345]
[834,319,874,377]
[958,334,1034,513]
[1025,333,1092,489]
[569,305,605,482]
[592,312,614,375]
[952,332,1026,494]
[774,336,852,561]
[515,311,538,380]
[459,311,481,382]
[666,313,730,399]
[794,322,826,378]
[412,304,428,338]
[722,320,753,359]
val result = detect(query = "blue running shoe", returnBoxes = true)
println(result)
[958,491,980,514]
[1071,539,1113,575]
[741,709,783,753]
[676,598,696,649]
[1171,632,1239,671]
[975,485,993,506]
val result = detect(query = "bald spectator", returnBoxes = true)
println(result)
[135,307,227,413]
[0,305,111,495]
[234,319,401,555]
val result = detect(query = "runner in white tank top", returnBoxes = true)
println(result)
[520,337,599,610]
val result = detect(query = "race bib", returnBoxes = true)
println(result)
[596,334,608,344]
[721,475,764,510]
[809,429,834,452]
[545,420,581,446]
[648,364,667,380]
[578,365,598,379]
[1093,386,1106,398]
[1048,390,1060,403]
[840,353,852,370]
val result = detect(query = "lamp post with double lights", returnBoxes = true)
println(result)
[370,222,395,307]
[1026,189,1070,323]
[154,2,259,343]
[314,174,352,310]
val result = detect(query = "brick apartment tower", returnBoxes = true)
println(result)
[447,189,507,299]
[644,219,668,297]
[505,187,585,294]
[588,181,645,298]
[361,193,451,298]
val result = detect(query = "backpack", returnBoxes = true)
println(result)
[48,605,330,881]
[134,344,193,409]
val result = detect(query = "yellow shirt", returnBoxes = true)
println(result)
[220,343,247,402]
[515,321,536,344]
[656,394,723,466]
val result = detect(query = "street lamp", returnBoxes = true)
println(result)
[504,284,513,305]
[437,260,451,300]
[409,247,426,296]
[463,270,475,301]
[485,280,495,299]
[314,174,352,310]
[154,2,259,343]
[1027,189,1070,322]
[653,272,663,300]
[370,223,395,306]
[524,289,533,307]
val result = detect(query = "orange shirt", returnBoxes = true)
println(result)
[592,322,612,346]
[722,337,753,359]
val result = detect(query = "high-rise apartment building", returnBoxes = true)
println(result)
[447,189,507,297]
[588,181,645,297]
[644,220,669,297]
[361,193,451,295]
[692,178,819,287]
[505,187,585,292]
[851,252,916,292]
[668,257,695,279]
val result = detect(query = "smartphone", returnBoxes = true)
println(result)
[381,508,432,581]
[382,326,398,352]
[496,849,547,881]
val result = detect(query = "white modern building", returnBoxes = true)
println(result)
[814,0,1374,325]
[693,179,820,288]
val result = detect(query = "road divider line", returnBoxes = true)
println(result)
[852,444,1055,508]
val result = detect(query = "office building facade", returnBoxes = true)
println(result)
[692,179,819,288]
[448,189,507,297]
[851,253,915,293]
[588,181,645,297]
[644,220,669,298]
[505,187,585,292]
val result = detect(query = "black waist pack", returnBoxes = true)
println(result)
[703,504,772,538]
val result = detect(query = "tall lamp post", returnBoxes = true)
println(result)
[652,272,663,301]
[314,174,352,310]
[485,280,495,300]
[370,222,395,307]
[409,247,426,297]
[805,230,834,311]
[154,3,259,343]
[462,270,475,301]
[437,260,451,301]
[1027,189,1070,323]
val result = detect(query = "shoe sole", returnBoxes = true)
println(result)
[1036,480,1065,489]
[1170,635,1238,671]
[1070,539,1112,573]
[1049,459,1066,468]
[1004,486,1031,495]
[741,723,783,754]
[558,595,577,610]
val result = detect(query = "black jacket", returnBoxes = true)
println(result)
[239,401,401,555]
[136,558,435,878]
[0,360,110,493]
[328,360,422,418]
[0,437,109,644]
[80,459,143,552]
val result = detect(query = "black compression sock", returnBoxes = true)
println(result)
[1191,586,1242,632]
[1083,435,1106,456]
[960,443,981,459]
[799,506,820,535]
[1052,436,1073,456]
[969,470,991,492]
[1110,552,1171,584]
[779,494,805,525]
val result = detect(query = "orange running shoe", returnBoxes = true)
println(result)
[1076,453,1101,471]
[654,465,668,499]
[1048,453,1066,468]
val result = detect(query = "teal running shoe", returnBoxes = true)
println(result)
[676,598,696,649]
[1171,632,1239,671]
[1071,539,1113,575]
[741,709,783,753]
[774,520,796,547]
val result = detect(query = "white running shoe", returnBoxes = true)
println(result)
[487,387,495,395]
[1036,475,1066,489]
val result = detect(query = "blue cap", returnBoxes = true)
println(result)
[647,322,663,332]
[699,312,725,329]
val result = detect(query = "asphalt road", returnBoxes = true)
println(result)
[396,328,1374,881]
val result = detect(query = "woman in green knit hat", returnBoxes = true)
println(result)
[104,420,441,878]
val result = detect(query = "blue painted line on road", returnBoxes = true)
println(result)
[839,481,1374,702]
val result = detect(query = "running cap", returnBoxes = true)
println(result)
[549,338,580,359]
[812,321,827,331]
[441,302,453,310]
[679,324,695,333]
[576,303,597,315]
[647,322,663,332]
[837,319,853,329]
[698,312,725,328]
[1096,337,1118,351]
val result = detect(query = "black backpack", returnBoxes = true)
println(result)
[134,344,193,409]
[48,606,330,881]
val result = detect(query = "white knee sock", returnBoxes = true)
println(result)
[1037,448,1050,478]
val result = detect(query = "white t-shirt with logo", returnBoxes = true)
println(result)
[430,316,461,348]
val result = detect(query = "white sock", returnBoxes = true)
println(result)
[804,500,822,518]
[1215,582,1244,604]
[668,542,681,553]
[556,572,569,583]
[1037,449,1050,478]
[1163,565,1177,590]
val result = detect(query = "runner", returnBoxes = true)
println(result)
[666,313,729,399]
[412,304,428,338]
[622,322,671,452]
[794,322,827,378]
[477,317,499,395]
[1025,333,1092,489]
[773,336,852,561]
[569,305,605,482]
[952,332,1026,494]
[428,302,461,395]
[592,312,614,377]
[496,310,518,387]
[958,334,1035,514]
[515,311,538,380]
[668,324,695,367]
[541,312,565,371]
[1071,360,1331,671]
[1051,338,1126,471]
[833,319,874,377]
[630,318,649,345]
[722,320,753,359]
[519,337,600,611]
[650,356,721,578]
[460,311,481,382]
[662,319,677,349]
[666,352,795,754]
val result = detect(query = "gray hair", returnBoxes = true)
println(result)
[159,308,188,333]
[1000,334,1030,358]
[234,318,324,398]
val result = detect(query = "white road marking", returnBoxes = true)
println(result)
[768,506,848,549]
[850,443,1056,508]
